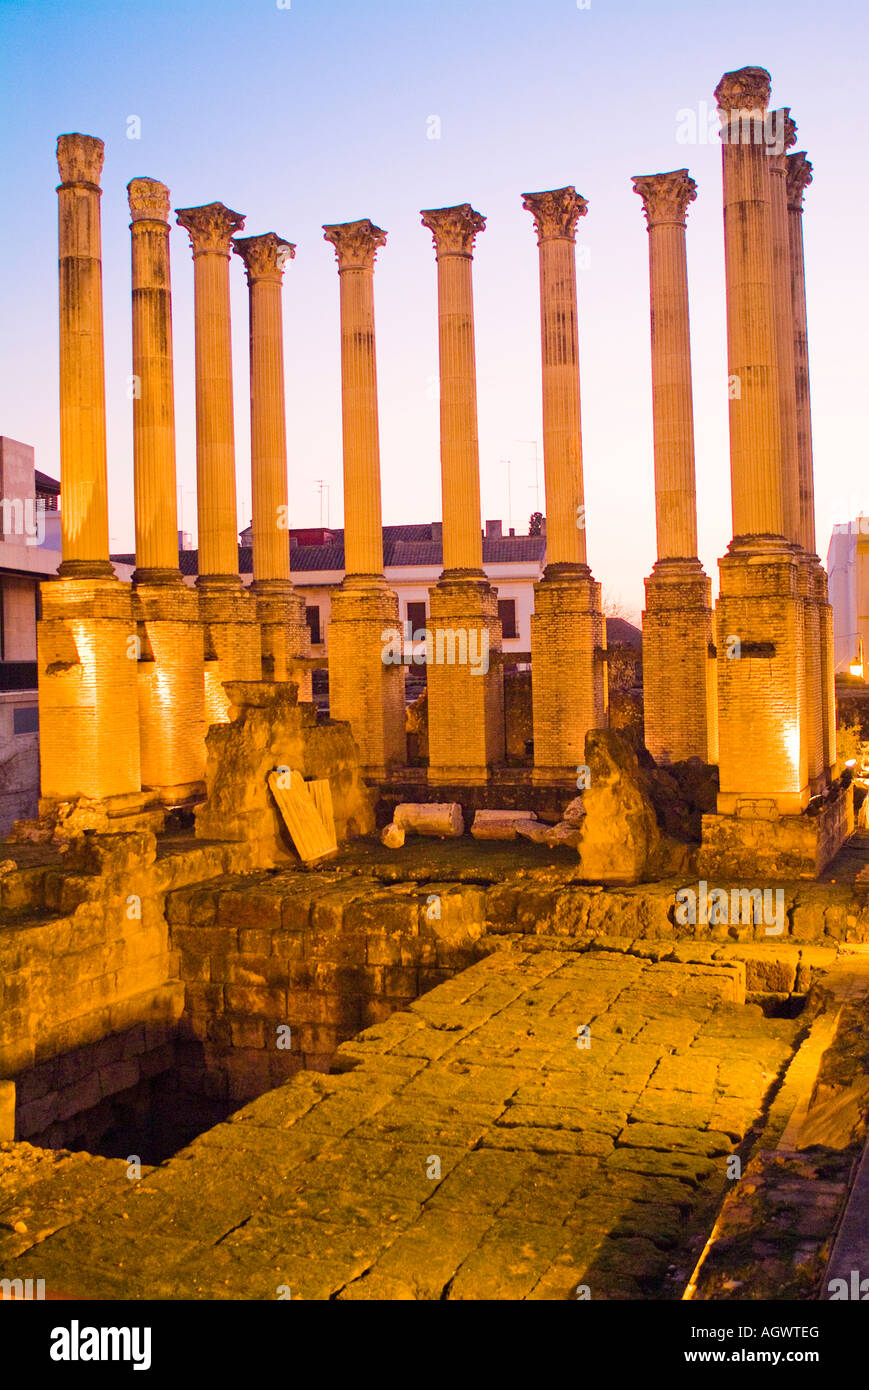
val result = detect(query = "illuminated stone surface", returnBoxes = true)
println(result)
[175,201,260,714]
[128,177,206,801]
[703,67,837,869]
[521,189,605,781]
[420,206,505,784]
[193,681,375,867]
[233,233,311,695]
[0,947,803,1299]
[38,137,143,807]
[322,220,405,776]
[632,171,717,768]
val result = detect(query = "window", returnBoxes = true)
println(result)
[498,598,518,640]
[406,600,427,638]
[305,605,321,645]
[13,706,38,734]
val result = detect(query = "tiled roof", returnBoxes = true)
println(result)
[35,470,60,494]
[111,530,546,576]
[607,617,642,649]
[383,524,437,543]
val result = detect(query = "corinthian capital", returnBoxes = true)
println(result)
[786,151,813,210]
[56,133,104,188]
[420,204,486,258]
[322,219,387,271]
[175,202,246,257]
[233,232,296,283]
[521,187,588,244]
[766,108,798,168]
[714,65,772,116]
[631,169,697,228]
[127,178,171,224]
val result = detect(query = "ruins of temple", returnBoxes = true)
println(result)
[3,62,869,1312]
[35,64,850,879]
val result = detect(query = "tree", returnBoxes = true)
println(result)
[529,511,544,536]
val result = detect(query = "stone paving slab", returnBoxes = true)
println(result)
[0,945,809,1300]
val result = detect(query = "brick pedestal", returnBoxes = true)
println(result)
[530,565,604,782]
[38,576,143,802]
[252,581,312,699]
[198,581,261,727]
[134,579,206,803]
[427,577,504,785]
[642,559,716,765]
[714,541,808,818]
[328,580,405,777]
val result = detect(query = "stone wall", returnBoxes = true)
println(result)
[2,819,867,1160]
[0,832,251,1152]
[166,872,487,1109]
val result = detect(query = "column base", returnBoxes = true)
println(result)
[715,538,810,817]
[804,554,837,785]
[197,581,261,725]
[35,790,166,837]
[328,577,406,778]
[642,558,717,765]
[699,780,853,881]
[530,566,605,777]
[530,766,584,789]
[134,577,207,796]
[426,576,504,785]
[251,580,312,700]
[37,574,142,802]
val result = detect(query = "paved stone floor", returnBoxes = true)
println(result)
[0,945,802,1299]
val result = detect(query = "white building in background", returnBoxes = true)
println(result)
[113,518,546,669]
[827,518,869,675]
[0,437,62,830]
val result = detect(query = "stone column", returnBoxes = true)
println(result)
[786,152,817,556]
[768,112,801,547]
[55,135,112,578]
[128,177,206,803]
[770,112,824,793]
[233,232,311,697]
[788,150,836,782]
[699,70,845,880]
[176,202,260,724]
[37,134,149,818]
[631,170,717,765]
[321,219,405,776]
[522,188,605,780]
[419,205,503,784]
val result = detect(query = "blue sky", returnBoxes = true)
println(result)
[1,0,866,616]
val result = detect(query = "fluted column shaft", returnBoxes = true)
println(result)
[420,205,486,576]
[323,220,386,579]
[632,171,699,560]
[234,234,294,584]
[787,152,817,554]
[769,111,801,546]
[717,76,784,540]
[56,134,112,576]
[176,202,245,583]
[128,179,180,576]
[522,188,587,567]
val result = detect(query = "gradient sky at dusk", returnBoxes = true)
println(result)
[1,0,867,618]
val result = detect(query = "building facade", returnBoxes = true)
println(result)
[0,437,62,830]
[827,518,869,675]
[114,518,547,672]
